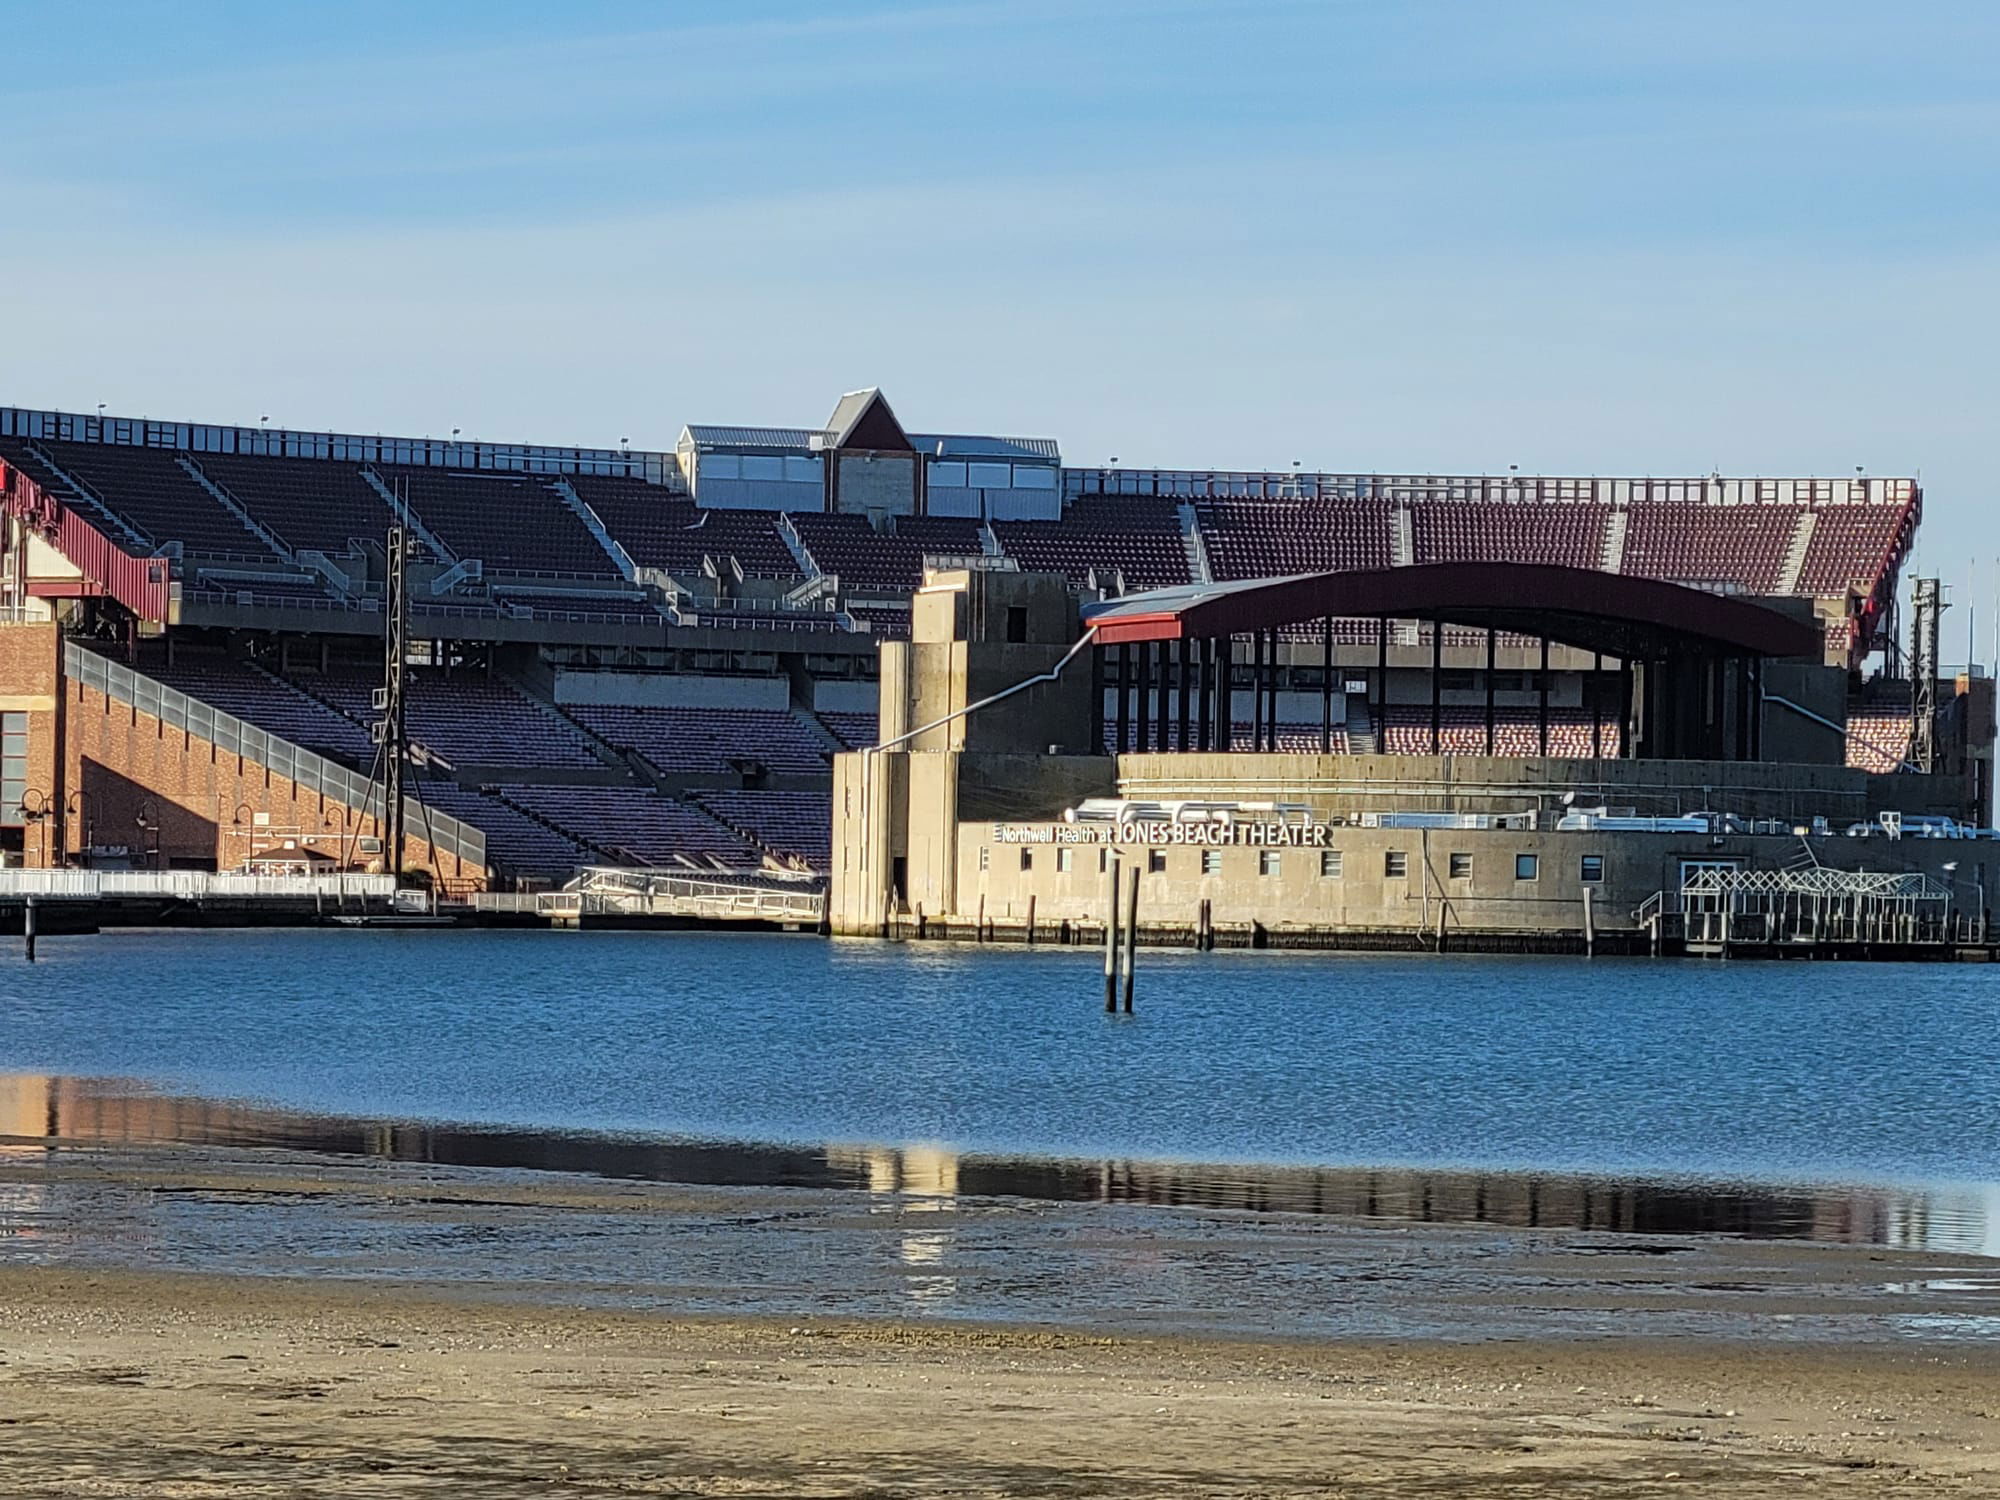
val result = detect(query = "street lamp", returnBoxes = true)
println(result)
[17,789,49,868]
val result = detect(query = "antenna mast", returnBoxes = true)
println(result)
[1910,575,1945,774]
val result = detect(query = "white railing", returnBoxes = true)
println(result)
[0,870,397,900]
[535,866,824,924]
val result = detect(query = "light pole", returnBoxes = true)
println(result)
[17,789,49,869]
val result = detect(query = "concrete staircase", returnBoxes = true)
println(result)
[180,456,298,565]
[1345,697,1378,754]
[1392,505,1414,566]
[777,513,820,576]
[550,478,638,582]
[1779,509,1818,594]
[1600,506,1629,573]
[791,707,845,757]
[358,467,454,562]
[1177,503,1213,583]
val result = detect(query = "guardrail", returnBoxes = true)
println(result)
[0,869,397,901]
[534,867,825,924]
[64,644,488,871]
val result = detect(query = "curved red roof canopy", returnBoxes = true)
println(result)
[1082,563,1821,660]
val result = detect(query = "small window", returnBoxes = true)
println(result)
[1005,606,1029,643]
[1020,849,1034,872]
[1384,850,1408,879]
[1259,850,1282,876]
[1147,849,1167,874]
[1098,848,1110,873]
[1056,848,1073,873]
[1580,854,1604,883]
[978,848,989,872]
[1201,849,1223,875]
[1515,853,1539,881]
[1448,852,1472,880]
[1320,849,1342,878]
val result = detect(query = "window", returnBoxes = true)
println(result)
[1020,849,1034,872]
[967,461,1012,488]
[1013,464,1058,489]
[1259,850,1282,876]
[1056,848,1073,873]
[1515,853,1539,881]
[1448,852,1472,880]
[977,847,989,872]
[1320,849,1342,878]
[1201,849,1223,875]
[928,461,967,488]
[1148,849,1167,874]
[741,454,784,481]
[1384,850,1408,879]
[1579,854,1604,883]
[1005,606,1028,643]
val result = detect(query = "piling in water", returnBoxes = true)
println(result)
[1121,866,1139,1013]
[1103,860,1120,1012]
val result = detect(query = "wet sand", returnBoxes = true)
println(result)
[2,1141,1998,1493]
[3,1267,1998,1496]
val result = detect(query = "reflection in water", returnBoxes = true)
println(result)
[1,1073,1993,1256]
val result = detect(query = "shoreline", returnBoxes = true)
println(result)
[3,1263,1997,1495]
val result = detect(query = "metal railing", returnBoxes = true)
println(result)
[0,869,397,900]
[534,866,824,924]
[65,644,487,870]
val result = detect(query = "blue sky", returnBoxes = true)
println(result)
[2,1,1995,647]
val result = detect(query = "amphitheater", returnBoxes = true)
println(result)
[0,387,1990,947]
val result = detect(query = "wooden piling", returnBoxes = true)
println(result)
[23,895,36,963]
[1103,859,1120,1011]
[1025,894,1037,945]
[1121,866,1139,1013]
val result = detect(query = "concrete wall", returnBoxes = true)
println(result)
[954,820,1979,938]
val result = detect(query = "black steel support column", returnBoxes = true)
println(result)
[1252,630,1267,750]
[1197,637,1212,752]
[1484,626,1497,756]
[1177,638,1192,752]
[1377,615,1390,736]
[1537,634,1551,757]
[1733,655,1751,762]
[1429,616,1442,755]
[1264,629,1279,751]
[1135,642,1152,752]
[1217,638,1234,751]
[1709,651,1727,762]
[1591,651,1605,760]
[1621,658,1636,759]
[1116,643,1132,753]
[1089,637,1105,756]
[1749,656,1762,760]
[1320,615,1334,753]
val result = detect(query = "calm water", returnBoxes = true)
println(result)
[2,929,1997,1190]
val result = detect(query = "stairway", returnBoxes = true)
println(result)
[777,513,819,576]
[1600,505,1629,573]
[791,706,845,757]
[1391,505,1414,566]
[179,457,297,564]
[358,468,455,562]
[1778,509,1818,594]
[1346,697,1378,755]
[1177,503,1213,583]
[550,478,638,581]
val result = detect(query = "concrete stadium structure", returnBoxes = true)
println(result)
[0,385,1987,929]
[831,568,1995,955]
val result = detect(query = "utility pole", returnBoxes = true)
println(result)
[375,519,413,880]
[1911,576,1945,774]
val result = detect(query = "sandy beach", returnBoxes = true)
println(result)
[0,1139,1997,1493]
[2,1265,1997,1496]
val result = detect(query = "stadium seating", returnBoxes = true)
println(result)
[492,785,760,869]
[1800,507,1911,595]
[1622,504,1799,594]
[792,513,985,596]
[417,783,590,880]
[1410,504,1608,568]
[563,705,830,775]
[494,588,664,623]
[692,789,833,869]
[993,496,1190,592]
[1197,499,1392,579]
[572,478,801,579]
[1381,706,1621,757]
[1845,712,1914,773]
[193,453,397,557]
[37,440,279,560]
[818,711,878,748]
[846,603,911,639]
[142,655,376,764]
[372,468,619,577]
[289,668,606,769]
[1103,721,1349,753]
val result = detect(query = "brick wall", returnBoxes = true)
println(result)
[62,677,487,890]
[0,624,65,866]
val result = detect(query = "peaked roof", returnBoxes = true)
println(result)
[824,388,913,452]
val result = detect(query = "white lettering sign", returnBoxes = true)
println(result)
[990,821,1331,848]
